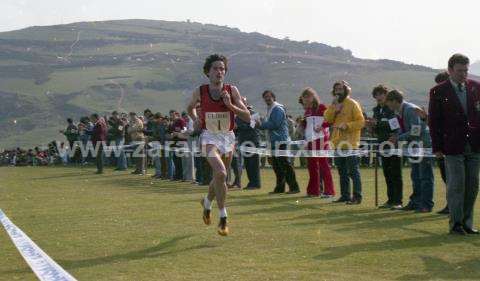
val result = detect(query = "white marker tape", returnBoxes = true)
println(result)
[0,209,77,281]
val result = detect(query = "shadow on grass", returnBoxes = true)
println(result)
[30,171,95,180]
[397,256,480,280]
[2,234,216,274]
[334,214,446,232]
[314,234,480,261]
[99,177,208,195]
[290,208,447,231]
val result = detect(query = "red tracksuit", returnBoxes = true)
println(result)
[304,105,335,196]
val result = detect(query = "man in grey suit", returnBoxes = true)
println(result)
[385,90,434,213]
[429,54,480,235]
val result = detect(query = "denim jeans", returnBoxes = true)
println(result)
[115,138,127,170]
[409,157,434,210]
[167,151,175,179]
[334,155,362,200]
[154,154,162,176]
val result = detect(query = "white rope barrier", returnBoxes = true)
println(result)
[0,209,77,281]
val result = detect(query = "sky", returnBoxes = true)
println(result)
[1,0,479,68]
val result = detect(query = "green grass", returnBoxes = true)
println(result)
[0,123,65,149]
[1,166,479,281]
[0,65,173,97]
[80,42,196,56]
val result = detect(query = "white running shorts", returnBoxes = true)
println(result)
[200,130,236,155]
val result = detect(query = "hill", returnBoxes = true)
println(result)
[0,19,440,148]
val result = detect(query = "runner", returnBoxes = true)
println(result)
[186,54,251,236]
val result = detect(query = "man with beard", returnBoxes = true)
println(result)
[324,81,365,205]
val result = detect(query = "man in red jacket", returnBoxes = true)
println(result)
[428,53,480,235]
[90,113,107,174]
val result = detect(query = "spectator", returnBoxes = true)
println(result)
[60,118,79,151]
[236,96,261,189]
[299,87,335,198]
[128,112,146,175]
[90,113,107,174]
[180,113,195,182]
[324,80,365,205]
[429,54,480,234]
[78,116,94,165]
[366,84,403,210]
[152,113,168,179]
[109,111,128,171]
[432,71,450,215]
[386,89,434,213]
[257,90,300,194]
[169,111,186,181]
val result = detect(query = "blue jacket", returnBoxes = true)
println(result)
[398,102,431,148]
[260,104,290,148]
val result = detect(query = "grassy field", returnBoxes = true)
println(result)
[0,65,174,97]
[1,166,479,281]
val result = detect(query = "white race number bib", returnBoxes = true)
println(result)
[205,112,231,133]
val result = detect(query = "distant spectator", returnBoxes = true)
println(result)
[128,112,146,175]
[60,118,78,154]
[90,113,107,174]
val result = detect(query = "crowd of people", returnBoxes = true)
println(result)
[2,53,479,236]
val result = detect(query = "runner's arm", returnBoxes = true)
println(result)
[187,88,201,122]
[226,86,251,123]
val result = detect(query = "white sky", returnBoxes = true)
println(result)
[1,0,479,68]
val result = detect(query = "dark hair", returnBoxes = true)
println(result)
[385,89,404,103]
[144,109,152,115]
[434,71,449,84]
[67,118,73,123]
[129,112,137,116]
[448,53,469,69]
[332,80,352,96]
[262,90,276,100]
[203,54,228,76]
[371,84,389,98]
[91,113,99,119]
[111,111,118,115]
[154,112,163,119]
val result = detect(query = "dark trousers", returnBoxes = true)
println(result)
[194,156,204,183]
[272,144,299,192]
[96,142,104,173]
[334,156,362,200]
[381,155,403,205]
[160,148,167,177]
[438,158,447,184]
[172,152,183,180]
[68,140,77,163]
[244,153,261,188]
[230,155,242,186]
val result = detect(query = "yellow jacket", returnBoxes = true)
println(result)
[324,97,365,149]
